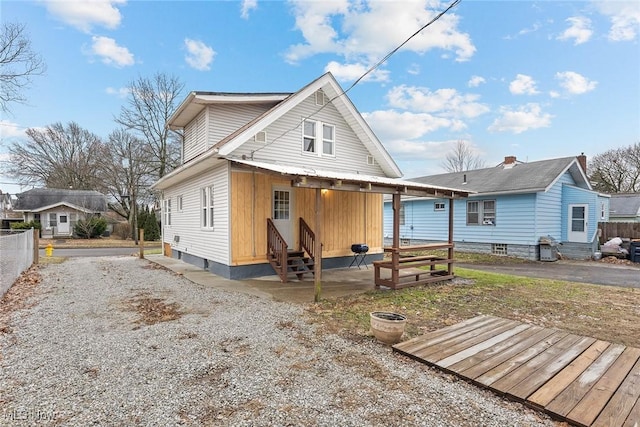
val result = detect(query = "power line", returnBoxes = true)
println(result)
[250,0,462,158]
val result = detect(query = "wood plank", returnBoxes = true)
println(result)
[412,318,513,361]
[393,315,491,352]
[622,396,640,427]
[592,356,640,427]
[563,345,638,426]
[438,323,532,369]
[393,315,499,355]
[507,336,597,401]
[474,330,568,387]
[528,340,611,409]
[427,320,526,367]
[490,334,585,395]
[449,324,543,373]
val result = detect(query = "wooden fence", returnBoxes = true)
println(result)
[598,222,640,243]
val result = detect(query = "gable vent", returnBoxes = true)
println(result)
[366,155,376,166]
[254,131,267,144]
[315,90,325,106]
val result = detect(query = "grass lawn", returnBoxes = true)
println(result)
[306,266,640,348]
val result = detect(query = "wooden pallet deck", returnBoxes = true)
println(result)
[393,315,640,427]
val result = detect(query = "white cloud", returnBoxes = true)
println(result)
[0,120,26,139]
[468,75,486,88]
[386,85,490,119]
[488,103,553,134]
[184,39,215,71]
[381,138,458,163]
[324,61,389,82]
[555,71,597,95]
[44,0,126,33]
[89,36,134,67]
[595,1,640,42]
[285,1,475,66]
[364,110,455,141]
[241,0,257,19]
[105,86,130,98]
[557,16,592,45]
[509,74,539,95]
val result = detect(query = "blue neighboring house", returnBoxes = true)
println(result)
[384,155,611,260]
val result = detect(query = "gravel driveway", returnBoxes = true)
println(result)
[1,256,556,426]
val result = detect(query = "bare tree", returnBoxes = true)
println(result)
[0,22,46,113]
[114,73,184,179]
[589,143,640,193]
[100,128,155,241]
[441,140,486,172]
[5,122,106,190]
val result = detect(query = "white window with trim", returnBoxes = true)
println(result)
[434,202,445,211]
[302,119,335,157]
[163,198,172,226]
[600,202,606,220]
[467,200,496,225]
[399,203,406,226]
[177,195,183,212]
[201,186,214,229]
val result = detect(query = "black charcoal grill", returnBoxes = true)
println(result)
[349,243,369,269]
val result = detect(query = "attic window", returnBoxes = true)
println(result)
[315,90,325,106]
[367,155,376,166]
[254,131,267,144]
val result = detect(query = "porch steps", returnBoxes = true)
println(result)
[267,250,315,282]
[286,250,315,280]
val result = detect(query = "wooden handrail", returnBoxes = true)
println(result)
[299,217,315,260]
[266,218,288,282]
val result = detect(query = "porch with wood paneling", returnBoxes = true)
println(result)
[393,315,640,427]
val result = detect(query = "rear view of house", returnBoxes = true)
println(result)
[385,155,610,260]
[153,73,469,282]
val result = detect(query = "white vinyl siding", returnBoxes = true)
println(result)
[161,162,230,264]
[183,109,208,163]
[227,92,386,176]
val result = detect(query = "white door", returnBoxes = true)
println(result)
[58,214,70,234]
[272,187,294,246]
[568,204,588,242]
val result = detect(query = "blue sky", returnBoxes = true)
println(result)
[1,0,639,195]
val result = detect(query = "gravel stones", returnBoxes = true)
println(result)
[0,256,555,426]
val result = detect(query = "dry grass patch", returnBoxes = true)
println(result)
[306,267,640,348]
[122,291,183,325]
[0,266,43,337]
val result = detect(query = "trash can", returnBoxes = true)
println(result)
[630,241,640,263]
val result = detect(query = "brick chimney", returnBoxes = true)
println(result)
[577,152,587,174]
[504,155,517,165]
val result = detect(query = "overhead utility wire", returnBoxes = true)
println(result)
[249,0,462,157]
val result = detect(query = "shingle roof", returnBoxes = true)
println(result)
[609,193,640,218]
[410,157,589,195]
[14,188,108,212]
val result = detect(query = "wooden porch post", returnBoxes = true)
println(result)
[314,188,323,302]
[448,197,454,275]
[392,193,400,284]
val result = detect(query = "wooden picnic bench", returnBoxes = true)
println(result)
[373,243,455,289]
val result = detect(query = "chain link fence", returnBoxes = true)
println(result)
[0,228,35,297]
